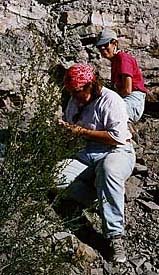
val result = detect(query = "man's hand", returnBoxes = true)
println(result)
[58,119,83,136]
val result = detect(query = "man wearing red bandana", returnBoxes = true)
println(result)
[56,63,136,263]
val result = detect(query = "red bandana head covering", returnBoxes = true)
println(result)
[64,63,96,90]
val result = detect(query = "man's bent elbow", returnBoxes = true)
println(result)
[121,88,132,96]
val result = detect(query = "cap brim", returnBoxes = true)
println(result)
[96,36,117,46]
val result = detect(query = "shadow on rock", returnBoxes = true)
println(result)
[75,221,112,262]
[50,194,112,262]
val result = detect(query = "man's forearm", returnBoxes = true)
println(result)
[60,120,120,145]
[78,127,120,145]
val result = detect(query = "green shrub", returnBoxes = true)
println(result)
[0,29,83,274]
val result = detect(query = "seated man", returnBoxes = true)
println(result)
[55,63,136,263]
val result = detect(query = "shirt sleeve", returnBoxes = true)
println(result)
[102,95,131,144]
[118,53,134,77]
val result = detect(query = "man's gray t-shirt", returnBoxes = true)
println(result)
[65,86,132,145]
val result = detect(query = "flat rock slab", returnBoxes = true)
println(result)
[137,199,159,211]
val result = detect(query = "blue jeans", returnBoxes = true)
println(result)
[56,143,136,238]
[123,91,146,122]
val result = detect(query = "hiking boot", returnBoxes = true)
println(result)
[110,236,126,263]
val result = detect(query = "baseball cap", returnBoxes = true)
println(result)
[96,29,118,46]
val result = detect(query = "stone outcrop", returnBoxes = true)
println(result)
[0,2,159,274]
[0,0,159,114]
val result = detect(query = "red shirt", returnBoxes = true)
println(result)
[111,51,147,93]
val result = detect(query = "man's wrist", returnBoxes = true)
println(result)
[78,127,85,136]
[79,127,91,137]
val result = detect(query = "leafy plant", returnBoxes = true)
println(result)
[0,28,83,274]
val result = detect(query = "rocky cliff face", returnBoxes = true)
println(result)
[0,2,159,275]
[0,0,159,110]
[0,0,159,201]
